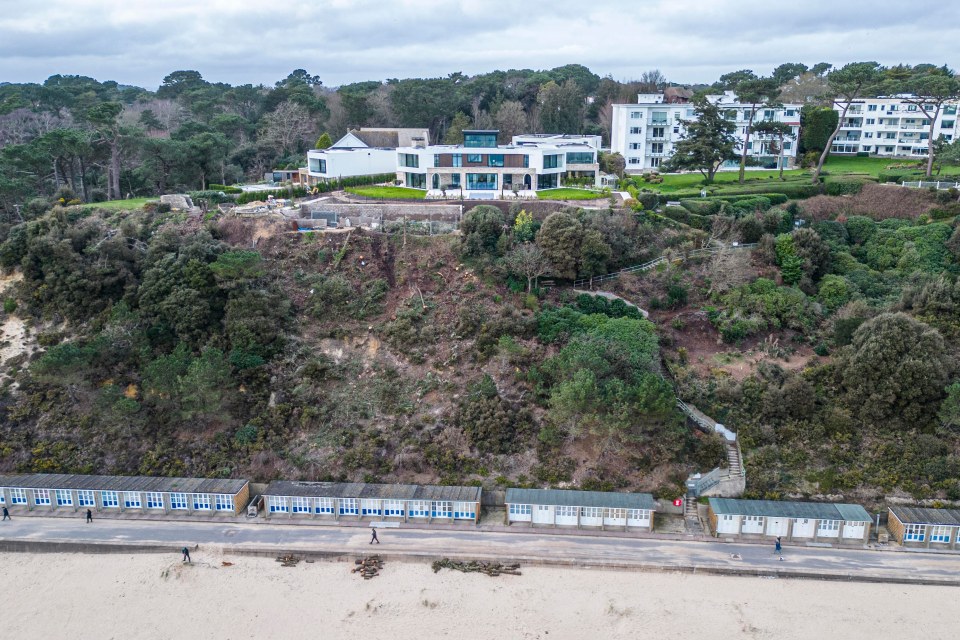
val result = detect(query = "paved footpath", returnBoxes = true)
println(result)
[2,516,960,585]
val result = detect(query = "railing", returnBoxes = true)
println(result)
[687,466,725,496]
[573,243,757,288]
[902,180,960,190]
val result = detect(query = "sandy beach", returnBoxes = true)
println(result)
[2,550,958,640]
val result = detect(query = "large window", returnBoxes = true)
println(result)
[55,489,72,506]
[543,154,561,169]
[566,152,594,164]
[537,173,558,189]
[452,153,462,167]
[630,111,642,119]
[215,494,234,511]
[556,506,577,518]
[170,493,187,510]
[487,154,504,167]
[315,498,335,514]
[292,497,311,513]
[33,489,50,505]
[409,500,430,517]
[124,492,141,508]
[581,507,602,519]
[454,502,475,519]
[308,158,326,173]
[339,498,359,515]
[930,526,953,543]
[193,493,211,511]
[817,519,840,534]
[405,172,426,189]
[268,497,288,513]
[466,154,482,163]
[651,143,664,154]
[100,491,118,508]
[146,492,164,509]
[904,523,926,541]
[432,501,452,518]
[11,488,26,504]
[508,503,531,516]
[651,110,668,125]
[77,490,95,507]
[466,173,497,190]
[945,106,957,116]
[398,153,419,168]
[464,132,498,148]
[383,500,404,516]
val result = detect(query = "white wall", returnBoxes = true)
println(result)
[765,517,789,537]
[791,518,816,538]
[716,514,740,534]
[842,522,866,539]
[532,504,554,525]
[831,98,959,157]
[306,148,397,179]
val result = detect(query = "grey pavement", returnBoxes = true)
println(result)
[2,516,960,585]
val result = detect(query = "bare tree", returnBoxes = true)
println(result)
[637,69,668,93]
[258,101,317,155]
[493,100,529,141]
[597,100,614,144]
[504,243,552,293]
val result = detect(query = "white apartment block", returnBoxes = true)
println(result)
[611,91,801,173]
[395,130,601,199]
[830,96,959,158]
[301,128,429,185]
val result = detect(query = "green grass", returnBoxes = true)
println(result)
[74,197,158,211]
[648,170,807,194]
[537,188,608,200]
[345,186,426,200]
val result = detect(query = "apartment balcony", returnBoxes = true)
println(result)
[899,124,928,130]
[649,120,669,126]
[647,134,668,141]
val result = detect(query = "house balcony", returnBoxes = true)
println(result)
[649,120,669,126]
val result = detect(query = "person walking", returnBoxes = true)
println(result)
[182,546,191,563]
[86,509,93,523]
[370,527,379,544]
[2,506,9,521]
[775,536,783,561]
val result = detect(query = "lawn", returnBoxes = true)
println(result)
[650,169,808,194]
[537,188,608,200]
[75,197,158,211]
[345,186,426,200]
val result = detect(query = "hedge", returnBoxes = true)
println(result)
[669,183,823,200]
[662,205,712,230]
[824,180,867,196]
[235,187,308,205]
[877,170,924,183]
[209,184,243,194]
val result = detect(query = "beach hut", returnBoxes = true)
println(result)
[707,498,871,543]
[261,481,481,524]
[503,488,656,531]
[0,473,250,516]
[887,506,960,549]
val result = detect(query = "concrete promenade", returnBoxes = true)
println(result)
[2,516,960,586]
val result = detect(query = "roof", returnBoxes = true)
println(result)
[505,488,655,510]
[709,498,871,522]
[264,481,481,502]
[890,505,960,527]
[0,473,247,495]
[352,128,430,148]
[463,129,499,134]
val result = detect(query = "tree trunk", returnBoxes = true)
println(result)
[78,156,88,202]
[812,100,850,184]
[778,134,786,180]
[109,137,121,200]
[924,104,940,178]
[527,275,533,293]
[739,105,758,184]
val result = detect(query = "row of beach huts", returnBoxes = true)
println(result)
[1,473,959,550]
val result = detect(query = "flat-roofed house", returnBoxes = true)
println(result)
[504,488,655,531]
[887,505,960,549]
[262,481,481,524]
[0,473,250,516]
[708,498,872,544]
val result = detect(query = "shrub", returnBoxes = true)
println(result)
[825,180,867,196]
[3,298,16,314]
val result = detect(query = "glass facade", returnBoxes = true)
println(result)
[488,154,504,167]
[463,132,498,148]
[466,173,497,190]
[308,158,326,173]
[565,152,594,164]
[406,172,426,189]
[467,154,482,163]
[398,153,419,168]
[543,154,562,169]
[537,173,559,189]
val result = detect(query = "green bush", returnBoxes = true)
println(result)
[825,180,867,196]
[235,187,308,205]
[3,298,16,314]
[209,184,243,194]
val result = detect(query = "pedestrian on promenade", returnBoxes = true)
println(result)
[775,536,783,561]
[2,506,9,520]
[86,509,93,523]
[370,527,379,544]
[182,546,191,563]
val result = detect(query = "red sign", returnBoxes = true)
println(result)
[673,498,683,507]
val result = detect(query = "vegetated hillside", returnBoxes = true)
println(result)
[606,184,960,505]
[0,202,723,498]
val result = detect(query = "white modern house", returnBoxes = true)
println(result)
[829,96,959,157]
[611,91,802,173]
[504,487,655,531]
[301,128,430,185]
[395,129,601,199]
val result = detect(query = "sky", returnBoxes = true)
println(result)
[0,0,957,89]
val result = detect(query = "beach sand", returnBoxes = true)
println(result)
[2,550,957,640]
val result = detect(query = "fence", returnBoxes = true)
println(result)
[901,181,960,190]
[572,243,757,289]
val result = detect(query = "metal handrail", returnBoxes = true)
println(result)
[573,243,757,288]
